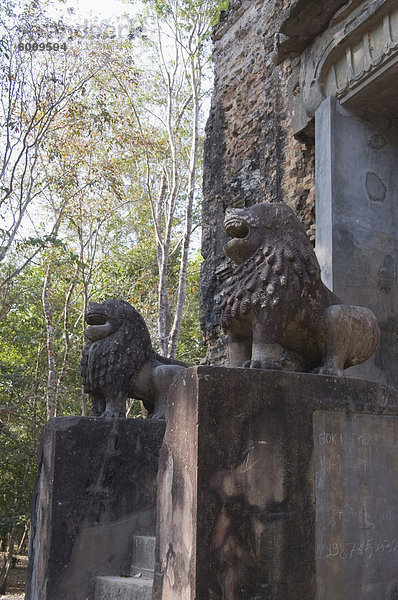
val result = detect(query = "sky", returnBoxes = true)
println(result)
[56,0,141,19]
[71,0,134,18]
[48,0,145,41]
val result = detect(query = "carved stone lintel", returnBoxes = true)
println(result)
[281,0,398,139]
[275,0,351,63]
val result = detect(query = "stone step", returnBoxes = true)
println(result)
[94,575,152,600]
[130,535,156,577]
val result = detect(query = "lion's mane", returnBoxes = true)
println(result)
[81,300,153,394]
[219,237,321,329]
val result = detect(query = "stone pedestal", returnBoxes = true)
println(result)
[315,96,398,389]
[26,416,165,600]
[154,366,398,600]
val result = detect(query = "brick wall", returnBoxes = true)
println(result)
[201,0,316,364]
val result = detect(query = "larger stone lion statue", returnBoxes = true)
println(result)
[81,299,187,418]
[219,202,380,374]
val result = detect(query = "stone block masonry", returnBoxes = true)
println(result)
[154,367,398,599]
[26,417,165,600]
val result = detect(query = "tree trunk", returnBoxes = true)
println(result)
[169,52,200,358]
[0,526,18,594]
[157,249,172,356]
[17,522,29,555]
[42,266,57,421]
[156,59,180,356]
[54,276,76,415]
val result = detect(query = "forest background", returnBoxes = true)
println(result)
[0,0,228,592]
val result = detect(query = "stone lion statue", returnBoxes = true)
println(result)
[81,299,187,418]
[219,202,380,374]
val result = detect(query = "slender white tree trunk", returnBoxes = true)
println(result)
[169,52,200,358]
[54,275,76,415]
[42,266,57,421]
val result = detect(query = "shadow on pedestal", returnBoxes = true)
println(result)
[154,367,398,600]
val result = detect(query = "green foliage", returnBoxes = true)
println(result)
[0,0,225,580]
[142,0,229,23]
[0,268,45,547]
[0,422,36,538]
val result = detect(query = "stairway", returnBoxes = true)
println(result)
[94,535,155,600]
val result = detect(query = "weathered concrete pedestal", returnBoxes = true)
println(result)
[154,367,398,600]
[26,417,165,600]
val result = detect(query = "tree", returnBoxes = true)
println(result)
[0,0,112,298]
[116,0,227,357]
[0,264,45,593]
[36,59,140,416]
[0,1,231,591]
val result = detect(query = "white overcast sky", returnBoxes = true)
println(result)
[49,0,144,35]
[57,0,141,19]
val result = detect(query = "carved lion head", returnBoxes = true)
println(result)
[224,202,306,265]
[220,203,320,327]
[81,299,153,392]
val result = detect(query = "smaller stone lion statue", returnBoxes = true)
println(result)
[81,299,187,418]
[219,202,380,374]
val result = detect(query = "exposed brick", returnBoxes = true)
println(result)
[201,0,315,364]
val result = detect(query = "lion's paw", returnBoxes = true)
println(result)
[243,360,283,371]
[100,410,123,418]
[312,366,343,377]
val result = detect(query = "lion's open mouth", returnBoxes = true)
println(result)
[85,312,108,326]
[84,310,114,342]
[224,218,249,239]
